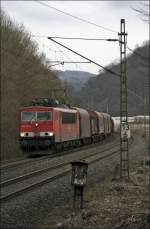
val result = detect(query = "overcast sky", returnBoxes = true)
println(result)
[2,1,149,74]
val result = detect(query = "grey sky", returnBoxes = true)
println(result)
[2,1,149,74]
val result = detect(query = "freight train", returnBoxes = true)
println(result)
[19,98,114,154]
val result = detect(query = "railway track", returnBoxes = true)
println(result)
[0,142,120,203]
[0,134,118,172]
[1,136,133,204]
[1,137,119,182]
[1,141,119,186]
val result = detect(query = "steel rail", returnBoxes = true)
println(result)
[1,142,119,187]
[1,137,133,203]
[0,135,118,170]
[0,146,120,204]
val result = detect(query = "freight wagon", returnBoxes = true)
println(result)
[19,98,114,155]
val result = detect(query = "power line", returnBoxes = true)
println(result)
[35,1,117,34]
[127,88,146,104]
[52,41,76,70]
[52,41,74,62]
[31,35,48,38]
[32,34,148,60]
[32,36,60,56]
[48,61,91,68]
[46,36,119,41]
[127,46,149,59]
[48,37,148,102]
[48,37,121,77]
[2,44,146,105]
[48,61,91,64]
[33,1,147,62]
[52,41,83,71]
[49,63,64,67]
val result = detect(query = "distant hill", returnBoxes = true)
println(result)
[73,42,149,116]
[57,70,96,91]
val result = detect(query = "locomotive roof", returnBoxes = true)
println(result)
[19,106,77,113]
[53,107,77,113]
[19,106,53,110]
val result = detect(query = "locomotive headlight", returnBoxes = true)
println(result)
[20,132,29,137]
[20,132,25,137]
[48,132,54,136]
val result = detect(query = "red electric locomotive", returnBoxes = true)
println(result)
[19,97,114,155]
[19,103,79,151]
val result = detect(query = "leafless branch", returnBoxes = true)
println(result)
[131,3,150,24]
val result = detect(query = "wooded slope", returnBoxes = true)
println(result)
[1,11,62,160]
[74,43,149,116]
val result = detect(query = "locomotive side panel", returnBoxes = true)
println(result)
[54,108,79,143]
[53,110,61,143]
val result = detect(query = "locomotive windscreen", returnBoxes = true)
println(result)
[21,111,52,121]
[37,112,52,121]
[21,112,36,121]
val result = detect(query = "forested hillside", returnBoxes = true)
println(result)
[74,42,149,116]
[1,11,62,160]
[57,70,96,91]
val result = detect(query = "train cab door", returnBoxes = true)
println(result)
[53,110,61,143]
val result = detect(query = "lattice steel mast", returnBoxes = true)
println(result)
[118,19,129,179]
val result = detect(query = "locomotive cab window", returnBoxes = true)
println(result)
[37,112,52,121]
[62,112,76,124]
[21,112,36,121]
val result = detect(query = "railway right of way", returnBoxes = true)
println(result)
[1,134,118,181]
[0,135,132,204]
[0,142,121,203]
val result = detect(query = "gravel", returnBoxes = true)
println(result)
[1,150,119,228]
[1,134,117,182]
[1,134,147,229]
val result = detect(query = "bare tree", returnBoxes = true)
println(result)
[131,2,150,24]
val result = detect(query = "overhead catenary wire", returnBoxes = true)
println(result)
[33,36,61,54]
[52,40,84,71]
[33,1,150,115]
[31,35,118,41]
[2,43,146,106]
[48,61,91,68]
[48,61,91,64]
[127,46,149,59]
[49,63,64,67]
[33,2,147,62]
[48,37,121,77]
[45,36,119,41]
[35,1,117,34]
[32,36,61,63]
[31,34,148,59]
[52,40,73,62]
[48,37,148,105]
